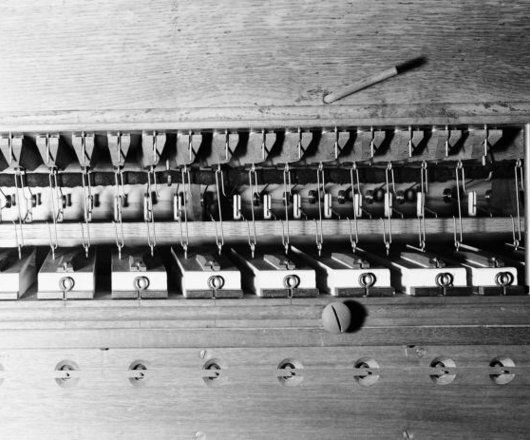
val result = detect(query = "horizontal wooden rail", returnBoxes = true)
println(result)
[0,217,519,247]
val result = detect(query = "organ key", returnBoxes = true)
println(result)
[38,247,96,300]
[171,248,243,299]
[231,247,318,298]
[0,248,36,300]
[292,246,393,297]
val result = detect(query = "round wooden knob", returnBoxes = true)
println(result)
[322,302,351,334]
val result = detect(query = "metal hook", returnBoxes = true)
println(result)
[177,166,191,258]
[347,217,358,253]
[282,163,292,254]
[213,165,225,254]
[452,216,462,251]
[514,160,524,248]
[417,161,428,251]
[209,212,224,256]
[12,220,23,260]
[81,166,93,222]
[80,222,90,259]
[384,162,394,239]
[113,220,124,259]
[454,161,465,249]
[349,162,361,252]
[510,215,520,250]
[314,219,323,257]
[47,221,58,260]
[14,169,33,223]
[315,162,325,255]
[279,218,290,255]
[380,217,392,255]
[145,167,157,257]
[247,164,258,257]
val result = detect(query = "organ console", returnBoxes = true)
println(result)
[0,1,529,439]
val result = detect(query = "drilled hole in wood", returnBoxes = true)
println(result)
[489,357,515,385]
[55,360,79,388]
[429,357,456,385]
[128,360,148,386]
[354,358,379,387]
[277,359,303,387]
[202,359,225,387]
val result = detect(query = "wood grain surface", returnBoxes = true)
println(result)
[0,217,518,247]
[0,345,528,439]
[0,0,529,129]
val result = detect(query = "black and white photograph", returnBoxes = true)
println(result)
[0,0,528,438]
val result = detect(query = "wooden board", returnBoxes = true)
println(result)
[0,217,519,247]
[0,0,529,130]
[0,295,529,439]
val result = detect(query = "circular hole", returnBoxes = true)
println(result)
[277,359,303,387]
[128,360,148,386]
[489,357,515,385]
[55,360,80,388]
[430,357,456,385]
[202,358,225,387]
[354,358,379,387]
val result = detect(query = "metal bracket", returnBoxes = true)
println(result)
[35,134,60,168]
[272,129,312,164]
[264,254,296,270]
[206,130,239,166]
[0,133,24,168]
[175,131,203,166]
[196,253,221,271]
[72,132,95,168]
[129,255,147,272]
[141,131,166,168]
[107,132,131,168]
[331,252,370,269]
[401,251,446,268]
[304,128,349,164]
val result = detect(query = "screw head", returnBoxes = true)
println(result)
[207,275,225,290]
[134,276,150,291]
[495,271,514,287]
[322,302,351,334]
[435,272,453,288]
[283,274,300,289]
[59,276,75,292]
[359,272,376,288]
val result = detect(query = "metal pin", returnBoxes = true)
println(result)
[454,161,465,249]
[282,163,292,254]
[417,161,428,250]
[513,160,524,249]
[380,217,392,255]
[214,165,225,254]
[178,166,191,258]
[247,165,258,257]
[12,220,23,260]
[80,222,90,258]
[315,162,325,255]
[145,167,157,257]
[384,163,395,239]
[113,220,124,260]
[349,163,361,253]
[47,221,58,260]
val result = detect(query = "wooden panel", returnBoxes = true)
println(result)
[0,296,529,348]
[0,0,529,128]
[0,217,518,247]
[0,345,528,439]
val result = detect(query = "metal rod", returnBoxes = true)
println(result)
[524,123,530,286]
